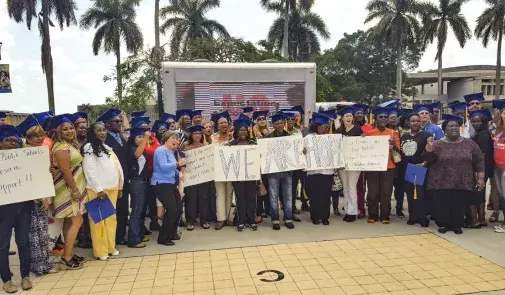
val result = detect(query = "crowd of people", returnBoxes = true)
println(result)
[0,91,503,293]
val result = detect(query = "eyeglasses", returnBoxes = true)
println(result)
[418,112,430,116]
[469,102,481,106]
[257,117,266,121]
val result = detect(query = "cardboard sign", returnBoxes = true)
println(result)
[214,145,261,182]
[0,147,55,205]
[304,134,345,170]
[343,136,389,171]
[258,136,306,174]
[184,144,215,187]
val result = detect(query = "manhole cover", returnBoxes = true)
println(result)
[256,270,285,282]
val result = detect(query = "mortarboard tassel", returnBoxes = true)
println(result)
[413,175,417,200]
[329,120,333,134]
[249,126,253,139]
[369,110,374,125]
[296,117,301,126]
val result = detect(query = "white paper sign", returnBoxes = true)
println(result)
[184,145,215,187]
[0,147,55,205]
[258,137,306,174]
[343,136,389,171]
[214,145,261,182]
[304,134,345,171]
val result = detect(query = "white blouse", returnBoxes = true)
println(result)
[82,143,124,193]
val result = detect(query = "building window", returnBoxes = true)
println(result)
[501,85,504,95]
[482,85,486,93]
[488,85,493,95]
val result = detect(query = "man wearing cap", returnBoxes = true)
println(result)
[414,103,444,140]
[353,104,373,134]
[264,113,296,230]
[0,112,8,126]
[98,109,129,245]
[242,107,254,120]
[176,109,192,132]
[0,125,33,293]
[464,93,485,138]
[191,110,204,126]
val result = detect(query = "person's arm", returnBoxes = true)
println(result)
[81,147,103,194]
[156,149,179,172]
[134,131,150,158]
[54,149,78,191]
[422,136,436,163]
[435,126,445,140]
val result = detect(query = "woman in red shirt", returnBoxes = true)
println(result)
[492,100,505,232]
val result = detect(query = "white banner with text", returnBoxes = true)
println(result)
[343,136,389,171]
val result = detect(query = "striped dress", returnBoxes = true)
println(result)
[51,141,88,218]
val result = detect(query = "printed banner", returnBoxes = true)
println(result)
[343,136,389,171]
[258,136,306,174]
[184,144,215,187]
[0,64,12,93]
[304,134,345,171]
[214,145,261,182]
[0,147,55,205]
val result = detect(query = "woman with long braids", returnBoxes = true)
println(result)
[81,122,124,260]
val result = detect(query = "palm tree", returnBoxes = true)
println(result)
[153,0,164,117]
[422,0,471,97]
[365,0,424,99]
[262,0,330,61]
[80,0,144,101]
[7,0,78,113]
[475,0,505,100]
[160,0,230,59]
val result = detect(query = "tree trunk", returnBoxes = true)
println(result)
[496,27,503,100]
[116,42,122,101]
[437,53,443,97]
[42,0,55,113]
[396,47,402,99]
[155,0,164,118]
[283,0,289,60]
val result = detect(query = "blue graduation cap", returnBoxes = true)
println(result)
[188,125,204,133]
[321,110,337,120]
[73,112,88,123]
[151,120,169,133]
[191,110,203,119]
[401,108,413,116]
[448,102,467,113]
[353,104,369,114]
[0,125,22,140]
[464,92,485,104]
[129,127,146,138]
[211,111,231,123]
[442,114,464,125]
[96,109,121,124]
[431,101,442,110]
[270,113,287,123]
[32,111,53,131]
[130,116,151,128]
[469,109,492,121]
[372,106,389,117]
[379,99,400,108]
[311,112,331,125]
[238,113,249,120]
[176,109,192,121]
[16,115,41,136]
[291,105,305,115]
[0,112,7,119]
[161,113,176,122]
[253,110,269,120]
[282,111,297,119]
[493,99,505,110]
[131,111,146,117]
[338,106,356,117]
[447,100,461,108]
[388,109,402,117]
[233,118,253,128]
[242,107,254,114]
[85,196,116,224]
[49,114,75,130]
[405,163,427,187]
[413,104,433,114]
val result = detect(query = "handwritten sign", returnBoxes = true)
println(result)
[343,136,389,171]
[0,147,55,205]
[258,137,306,174]
[214,145,261,182]
[304,134,345,171]
[184,145,215,187]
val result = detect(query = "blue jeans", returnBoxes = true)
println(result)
[494,168,505,220]
[268,172,293,223]
[0,202,32,282]
[128,178,146,246]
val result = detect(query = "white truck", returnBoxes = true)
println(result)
[162,62,316,120]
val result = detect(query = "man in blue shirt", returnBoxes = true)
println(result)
[414,103,444,140]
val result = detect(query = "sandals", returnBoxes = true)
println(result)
[367,218,376,224]
[60,257,83,270]
[381,220,390,225]
[201,223,210,229]
[73,254,87,263]
[187,224,195,231]
[489,211,500,223]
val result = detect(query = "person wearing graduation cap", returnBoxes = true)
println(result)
[353,104,373,133]
[32,111,54,149]
[242,107,254,120]
[50,114,88,269]
[365,107,400,224]
[264,113,296,230]
[385,108,406,218]
[227,118,259,231]
[430,101,442,126]
[191,110,204,126]
[423,114,485,234]
[176,109,192,132]
[0,125,34,293]
[161,113,177,130]
[414,103,444,140]
[466,109,494,229]
[17,116,61,275]
[464,92,485,138]
[96,109,129,245]
[0,112,8,126]
[282,111,302,137]
[182,125,212,230]
[74,113,88,149]
[291,105,309,136]
[252,110,270,138]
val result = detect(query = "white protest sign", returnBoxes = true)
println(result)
[304,134,345,171]
[0,146,55,206]
[184,144,215,187]
[258,136,306,174]
[214,145,261,182]
[343,136,389,171]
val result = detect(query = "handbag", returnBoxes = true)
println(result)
[258,181,268,196]
[391,130,402,163]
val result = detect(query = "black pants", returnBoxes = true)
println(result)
[233,181,257,225]
[184,182,211,224]
[115,182,129,244]
[394,169,405,210]
[366,169,395,221]
[257,175,271,216]
[207,182,217,222]
[292,170,307,210]
[155,183,183,243]
[431,189,468,230]
[404,181,427,223]
[306,174,333,221]
[141,181,158,226]
[77,214,91,244]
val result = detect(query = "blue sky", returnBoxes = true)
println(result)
[0,0,497,114]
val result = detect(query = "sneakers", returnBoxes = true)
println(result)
[110,250,120,257]
[21,277,32,291]
[272,223,281,230]
[396,210,405,219]
[237,224,245,232]
[215,221,225,230]
[128,242,147,248]
[142,237,150,243]
[285,222,295,229]
[3,281,17,293]
[250,224,258,231]
[322,219,330,225]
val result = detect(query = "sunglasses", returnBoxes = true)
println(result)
[469,102,481,106]
[257,117,266,121]
[376,115,388,119]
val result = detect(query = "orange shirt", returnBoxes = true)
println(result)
[365,128,400,169]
